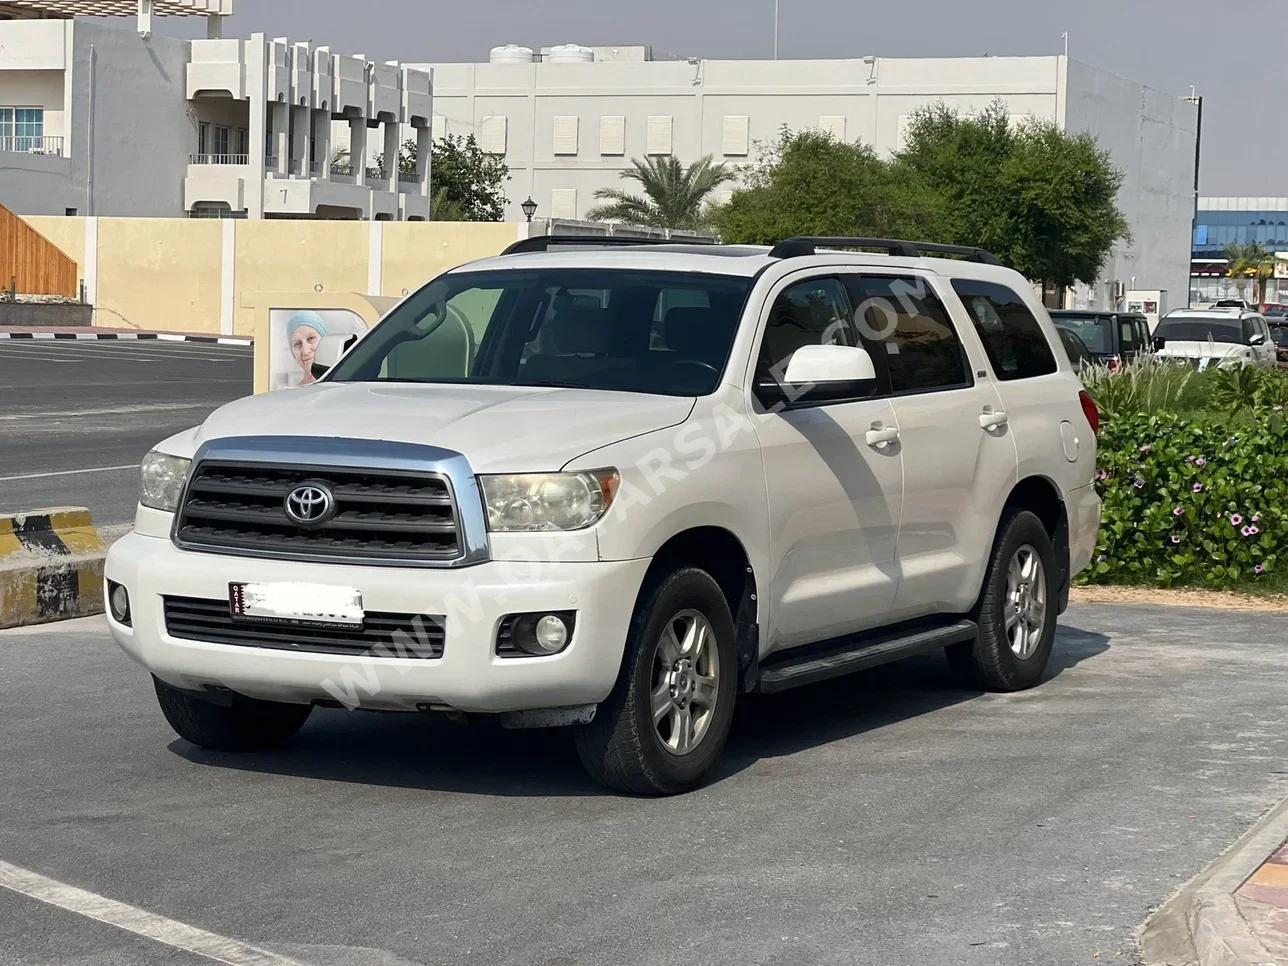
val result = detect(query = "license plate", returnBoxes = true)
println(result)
[229,582,364,628]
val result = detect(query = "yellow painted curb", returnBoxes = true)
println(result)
[0,507,107,630]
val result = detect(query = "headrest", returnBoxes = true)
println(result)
[546,302,611,355]
[665,307,735,363]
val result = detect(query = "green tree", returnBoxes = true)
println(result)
[586,155,735,230]
[714,128,952,244]
[384,134,510,222]
[896,101,1131,290]
[1224,242,1275,307]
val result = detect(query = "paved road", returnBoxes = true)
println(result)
[0,339,252,538]
[2,604,1286,966]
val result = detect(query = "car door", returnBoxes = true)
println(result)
[1256,317,1277,368]
[749,274,903,652]
[841,272,1019,621]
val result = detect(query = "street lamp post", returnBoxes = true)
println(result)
[521,197,538,223]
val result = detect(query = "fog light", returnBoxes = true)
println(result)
[498,611,576,658]
[107,580,131,626]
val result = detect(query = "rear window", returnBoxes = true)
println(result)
[952,280,1058,380]
[1054,314,1112,354]
[1154,319,1246,345]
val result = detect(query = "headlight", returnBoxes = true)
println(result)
[480,469,620,532]
[139,451,191,512]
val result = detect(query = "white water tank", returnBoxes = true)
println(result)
[489,45,535,65]
[548,44,595,64]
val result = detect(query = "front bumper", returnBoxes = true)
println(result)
[104,532,649,713]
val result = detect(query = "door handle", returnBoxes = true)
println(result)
[865,426,900,447]
[980,410,1009,431]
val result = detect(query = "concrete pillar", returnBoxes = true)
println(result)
[272,102,289,176]
[383,117,400,185]
[313,110,331,182]
[206,14,224,39]
[416,123,432,195]
[291,105,309,176]
[348,116,367,186]
[246,33,267,218]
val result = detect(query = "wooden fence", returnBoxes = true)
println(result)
[0,204,77,298]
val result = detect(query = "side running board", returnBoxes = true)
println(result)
[754,619,978,695]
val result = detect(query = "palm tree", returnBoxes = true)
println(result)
[1224,242,1275,308]
[586,155,735,231]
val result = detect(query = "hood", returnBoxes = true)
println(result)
[193,383,695,473]
[1155,341,1249,360]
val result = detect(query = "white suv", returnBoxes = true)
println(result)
[104,236,1102,794]
[1153,306,1278,369]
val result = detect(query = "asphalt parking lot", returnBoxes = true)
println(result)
[3,604,1287,965]
[0,338,252,540]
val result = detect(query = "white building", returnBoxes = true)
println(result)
[0,0,434,220]
[415,45,1200,309]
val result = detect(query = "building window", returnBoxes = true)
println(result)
[480,116,508,155]
[722,115,749,157]
[553,115,579,156]
[646,116,672,156]
[432,115,446,140]
[600,115,625,156]
[550,188,577,220]
[819,115,847,141]
[1,107,44,152]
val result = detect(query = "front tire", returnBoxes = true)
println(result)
[947,509,1058,691]
[575,568,738,795]
[153,676,312,752]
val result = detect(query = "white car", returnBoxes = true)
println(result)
[104,235,1102,794]
[1152,307,1278,370]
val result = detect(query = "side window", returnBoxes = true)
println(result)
[951,279,1058,381]
[1243,318,1259,344]
[757,277,856,379]
[1119,317,1140,353]
[383,286,497,380]
[845,274,970,393]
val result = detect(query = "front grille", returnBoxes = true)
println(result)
[164,596,446,659]
[174,461,462,564]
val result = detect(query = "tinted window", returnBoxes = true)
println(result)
[1272,327,1288,348]
[757,277,857,379]
[1057,328,1091,366]
[953,280,1058,380]
[329,269,752,397]
[1119,317,1140,353]
[1154,318,1246,345]
[847,275,970,393]
[1053,314,1112,354]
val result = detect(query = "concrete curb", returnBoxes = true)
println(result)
[0,332,251,345]
[0,508,107,630]
[1142,796,1288,966]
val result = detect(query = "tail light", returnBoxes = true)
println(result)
[1107,356,1121,372]
[1079,390,1100,436]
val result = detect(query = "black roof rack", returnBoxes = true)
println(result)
[768,237,1004,266]
[500,234,714,255]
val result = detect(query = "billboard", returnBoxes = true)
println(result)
[268,308,370,391]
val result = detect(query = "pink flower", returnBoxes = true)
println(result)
[1276,407,1285,414]
[1185,455,1195,463]
[1193,483,1203,493]
[1140,445,1152,454]
[1096,469,1108,482]
[1252,514,1262,523]
[1134,479,1146,489]
[1173,507,1185,517]
[1196,457,1207,467]
[1171,535,1182,544]
[1249,526,1261,536]
[1231,514,1244,526]
[1242,526,1255,537]
[1256,564,1267,575]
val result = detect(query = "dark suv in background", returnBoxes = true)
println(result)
[1049,311,1154,370]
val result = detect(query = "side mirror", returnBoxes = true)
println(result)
[1153,337,1167,352]
[311,334,357,380]
[755,344,878,409]
[1250,332,1267,346]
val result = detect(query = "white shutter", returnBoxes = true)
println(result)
[819,115,847,141]
[431,115,446,140]
[480,115,508,155]
[553,115,579,156]
[896,114,912,150]
[550,188,578,220]
[646,115,673,156]
[599,115,626,155]
[721,115,749,156]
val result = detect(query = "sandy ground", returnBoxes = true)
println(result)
[1071,584,1288,612]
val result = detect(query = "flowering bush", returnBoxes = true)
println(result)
[1085,409,1287,588]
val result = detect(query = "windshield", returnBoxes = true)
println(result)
[1154,319,1246,345]
[327,268,753,397]
[1053,315,1112,353]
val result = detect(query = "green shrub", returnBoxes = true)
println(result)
[1085,408,1288,589]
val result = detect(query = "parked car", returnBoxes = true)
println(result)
[1048,310,1153,370]
[104,234,1102,795]
[1056,325,1095,373]
[1152,307,1278,370]
[1269,318,1288,365]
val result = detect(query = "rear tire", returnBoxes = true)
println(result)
[947,509,1058,692]
[153,676,312,752]
[575,568,738,795]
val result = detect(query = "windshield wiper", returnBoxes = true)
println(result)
[522,381,600,390]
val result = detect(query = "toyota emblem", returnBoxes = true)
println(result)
[284,482,336,528]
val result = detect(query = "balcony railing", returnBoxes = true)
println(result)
[265,153,279,169]
[1,135,64,157]
[365,166,388,181]
[331,162,354,177]
[190,153,249,165]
